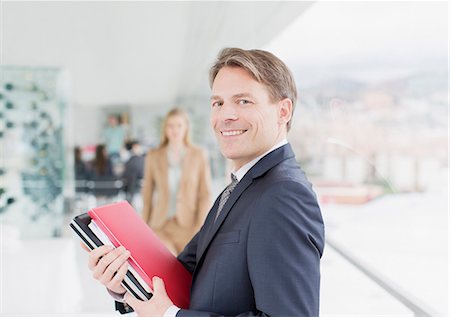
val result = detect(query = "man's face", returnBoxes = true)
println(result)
[108,115,118,126]
[210,66,288,170]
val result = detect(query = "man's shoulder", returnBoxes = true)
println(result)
[263,157,307,183]
[252,158,315,198]
[250,161,321,225]
[127,154,145,165]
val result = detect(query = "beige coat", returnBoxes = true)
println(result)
[141,145,212,253]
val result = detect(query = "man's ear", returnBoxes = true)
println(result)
[278,98,293,127]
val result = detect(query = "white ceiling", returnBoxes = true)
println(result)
[1,1,312,107]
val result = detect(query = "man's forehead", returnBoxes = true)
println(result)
[211,69,269,99]
[210,92,255,100]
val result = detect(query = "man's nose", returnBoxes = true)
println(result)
[219,102,238,121]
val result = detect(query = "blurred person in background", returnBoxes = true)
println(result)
[122,140,145,207]
[91,144,114,178]
[141,108,212,255]
[74,146,89,193]
[103,114,127,168]
[89,144,119,200]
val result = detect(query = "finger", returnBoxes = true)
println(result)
[88,245,115,270]
[107,260,129,290]
[124,291,141,309]
[99,250,130,285]
[92,246,126,278]
[80,241,90,252]
[152,276,168,297]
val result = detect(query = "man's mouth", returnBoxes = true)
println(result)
[221,130,247,136]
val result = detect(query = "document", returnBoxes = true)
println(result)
[70,200,192,308]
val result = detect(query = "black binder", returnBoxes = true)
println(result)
[70,213,152,301]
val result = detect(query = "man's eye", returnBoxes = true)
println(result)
[212,101,223,107]
[238,99,251,105]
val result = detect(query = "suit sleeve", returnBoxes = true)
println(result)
[177,180,324,317]
[246,180,324,316]
[177,230,200,273]
[141,151,154,224]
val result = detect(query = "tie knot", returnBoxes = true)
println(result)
[227,174,239,194]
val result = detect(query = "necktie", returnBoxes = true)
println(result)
[215,174,239,222]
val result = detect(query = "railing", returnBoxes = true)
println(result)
[325,237,441,317]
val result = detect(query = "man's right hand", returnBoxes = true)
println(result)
[82,243,130,295]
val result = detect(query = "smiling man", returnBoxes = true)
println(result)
[86,48,325,317]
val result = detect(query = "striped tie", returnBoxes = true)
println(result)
[215,174,239,222]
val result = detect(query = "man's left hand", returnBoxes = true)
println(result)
[124,276,174,317]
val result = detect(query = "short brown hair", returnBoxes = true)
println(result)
[209,48,297,131]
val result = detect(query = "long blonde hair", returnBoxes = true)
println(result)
[159,108,192,148]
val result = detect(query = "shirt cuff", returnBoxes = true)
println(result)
[106,288,127,303]
[163,305,181,317]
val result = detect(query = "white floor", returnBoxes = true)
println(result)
[0,191,448,317]
[320,192,448,316]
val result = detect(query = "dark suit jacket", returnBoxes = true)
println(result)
[177,144,325,317]
[122,154,145,202]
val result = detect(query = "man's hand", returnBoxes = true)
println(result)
[82,243,130,295]
[124,276,174,317]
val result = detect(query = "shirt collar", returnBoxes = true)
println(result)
[232,139,288,182]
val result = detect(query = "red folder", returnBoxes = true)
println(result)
[88,201,192,309]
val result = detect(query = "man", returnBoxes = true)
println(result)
[103,114,126,165]
[86,48,325,316]
[122,140,145,205]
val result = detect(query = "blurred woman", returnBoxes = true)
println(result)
[90,144,118,199]
[91,144,114,177]
[142,108,211,254]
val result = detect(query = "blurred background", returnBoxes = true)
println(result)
[0,1,448,316]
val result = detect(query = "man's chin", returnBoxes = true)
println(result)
[219,143,250,160]
[220,150,239,161]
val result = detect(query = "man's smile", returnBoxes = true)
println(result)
[220,129,248,137]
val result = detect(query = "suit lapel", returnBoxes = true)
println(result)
[196,144,296,263]
[197,176,253,260]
